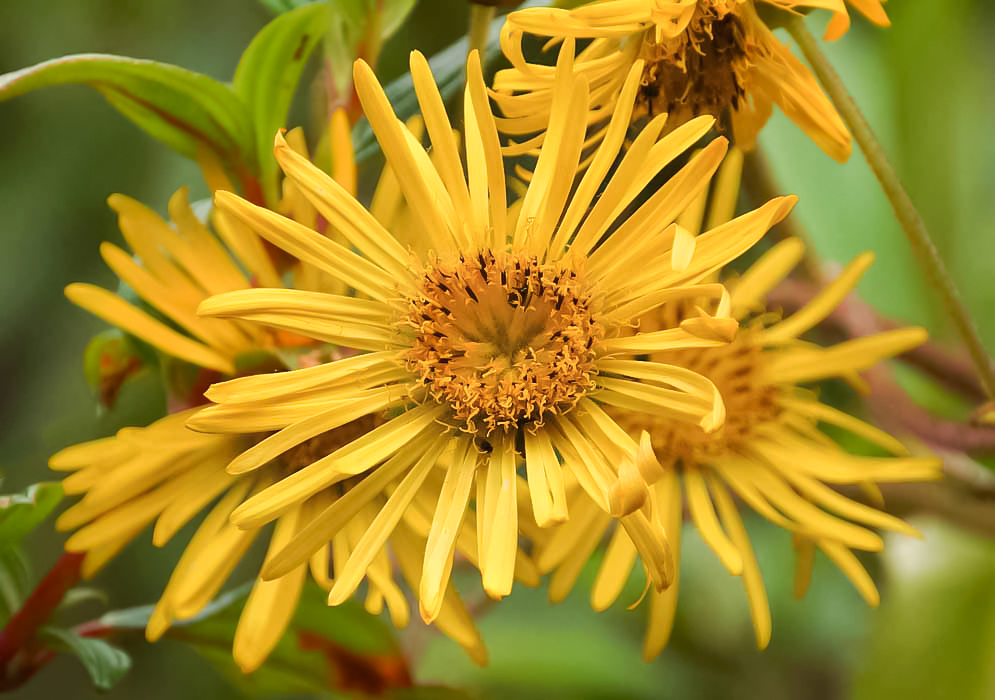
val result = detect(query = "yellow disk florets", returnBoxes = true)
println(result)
[402,249,604,436]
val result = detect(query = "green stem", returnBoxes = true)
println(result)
[468,4,496,67]
[786,16,995,400]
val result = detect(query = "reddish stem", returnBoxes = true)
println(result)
[0,552,85,690]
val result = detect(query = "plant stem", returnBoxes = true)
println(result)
[468,4,496,66]
[786,16,995,400]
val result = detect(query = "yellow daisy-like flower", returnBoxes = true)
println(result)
[537,235,941,660]
[50,124,487,670]
[190,45,797,625]
[495,0,853,162]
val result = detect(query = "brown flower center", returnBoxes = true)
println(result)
[637,4,750,126]
[402,250,603,436]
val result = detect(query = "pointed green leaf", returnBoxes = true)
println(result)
[38,626,131,691]
[0,55,255,176]
[234,2,330,204]
[0,483,63,549]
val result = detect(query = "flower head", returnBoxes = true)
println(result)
[50,122,486,670]
[495,0,854,162]
[191,46,797,624]
[537,235,941,659]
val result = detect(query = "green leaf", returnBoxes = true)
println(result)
[0,547,31,624]
[97,581,407,695]
[0,483,63,549]
[234,2,330,205]
[0,54,255,177]
[38,626,131,691]
[852,521,995,700]
[258,0,321,14]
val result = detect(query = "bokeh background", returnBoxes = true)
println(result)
[2,0,995,698]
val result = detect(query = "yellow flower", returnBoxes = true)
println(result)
[50,121,487,670]
[190,45,797,625]
[537,235,941,659]
[495,0,852,162]
[825,0,889,41]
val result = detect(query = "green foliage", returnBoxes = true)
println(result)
[325,0,419,102]
[0,484,63,551]
[98,581,409,696]
[37,626,132,691]
[852,522,995,700]
[234,2,330,204]
[0,54,255,178]
[258,0,322,14]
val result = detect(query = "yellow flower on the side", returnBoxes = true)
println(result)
[537,236,941,659]
[495,0,853,162]
[49,122,487,671]
[189,44,797,626]
[825,0,889,41]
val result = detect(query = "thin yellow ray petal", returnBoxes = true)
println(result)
[819,539,880,605]
[420,444,477,623]
[763,252,874,344]
[465,50,507,246]
[763,328,927,384]
[480,442,518,599]
[523,431,568,526]
[729,237,806,317]
[65,284,234,374]
[591,526,638,611]
[709,473,771,649]
[643,469,682,660]
[233,406,444,529]
[214,191,397,301]
[326,442,444,604]
[233,509,308,673]
[684,467,743,575]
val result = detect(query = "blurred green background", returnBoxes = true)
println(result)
[2,0,995,698]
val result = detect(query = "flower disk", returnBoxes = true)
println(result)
[404,250,603,436]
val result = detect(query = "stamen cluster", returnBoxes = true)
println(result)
[402,249,604,436]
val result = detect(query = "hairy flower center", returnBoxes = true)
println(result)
[402,250,603,436]
[638,5,750,125]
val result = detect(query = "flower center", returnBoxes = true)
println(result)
[638,4,750,126]
[402,250,603,436]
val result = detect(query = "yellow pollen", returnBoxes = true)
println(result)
[402,249,604,436]
[638,3,751,126]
